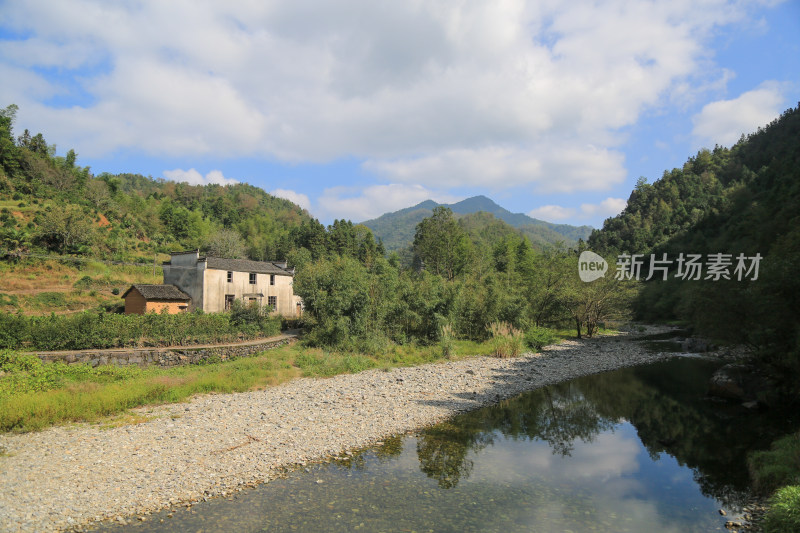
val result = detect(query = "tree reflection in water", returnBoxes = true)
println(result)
[413,357,798,507]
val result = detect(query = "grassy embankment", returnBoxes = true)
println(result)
[749,432,800,532]
[0,326,569,434]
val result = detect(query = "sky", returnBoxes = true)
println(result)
[1,0,798,228]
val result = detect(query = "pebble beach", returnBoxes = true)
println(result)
[0,328,676,532]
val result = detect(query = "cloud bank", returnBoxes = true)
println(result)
[0,0,776,196]
[692,81,787,148]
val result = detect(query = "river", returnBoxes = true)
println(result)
[93,356,797,532]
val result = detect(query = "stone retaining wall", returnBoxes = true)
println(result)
[35,337,293,368]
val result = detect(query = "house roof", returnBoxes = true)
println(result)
[203,257,293,276]
[122,284,191,301]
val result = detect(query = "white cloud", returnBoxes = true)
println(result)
[1,0,780,191]
[317,184,462,222]
[692,81,787,148]
[364,144,627,192]
[528,197,626,224]
[162,168,238,186]
[529,205,576,221]
[270,188,311,212]
[580,197,627,218]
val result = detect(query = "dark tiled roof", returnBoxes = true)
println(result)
[204,257,292,276]
[122,284,191,301]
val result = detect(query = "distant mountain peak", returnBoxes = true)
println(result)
[361,195,593,252]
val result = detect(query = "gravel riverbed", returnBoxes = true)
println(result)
[0,327,679,532]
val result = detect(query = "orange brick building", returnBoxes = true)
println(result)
[122,284,191,315]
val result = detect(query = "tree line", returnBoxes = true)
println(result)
[292,206,636,351]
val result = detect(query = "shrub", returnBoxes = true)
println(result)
[33,292,66,308]
[0,309,281,351]
[0,351,69,397]
[229,300,281,338]
[524,326,558,351]
[73,275,93,290]
[0,293,19,307]
[488,321,524,358]
[111,288,120,295]
[764,485,800,533]
[356,333,390,356]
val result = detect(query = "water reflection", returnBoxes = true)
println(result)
[94,357,799,532]
[413,357,791,507]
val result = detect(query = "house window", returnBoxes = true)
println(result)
[270,274,275,286]
[249,272,256,284]
[224,294,235,310]
[227,271,233,283]
[268,296,277,311]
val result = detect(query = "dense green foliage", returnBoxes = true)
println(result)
[295,206,632,351]
[0,349,142,399]
[0,306,280,351]
[413,207,472,281]
[589,103,800,393]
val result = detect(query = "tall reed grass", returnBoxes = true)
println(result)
[488,321,524,358]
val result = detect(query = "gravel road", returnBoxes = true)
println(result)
[0,327,675,532]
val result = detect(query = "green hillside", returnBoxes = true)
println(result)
[361,195,592,251]
[0,104,315,265]
[589,102,800,390]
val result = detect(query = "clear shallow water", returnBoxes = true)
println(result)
[95,357,798,532]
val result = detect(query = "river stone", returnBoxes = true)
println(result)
[709,363,777,405]
[709,364,747,400]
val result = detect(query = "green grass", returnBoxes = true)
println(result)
[0,347,301,432]
[0,332,566,433]
[749,431,800,533]
[765,485,800,533]
[749,431,800,494]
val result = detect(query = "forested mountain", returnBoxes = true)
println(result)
[0,104,318,262]
[361,195,593,251]
[589,103,800,389]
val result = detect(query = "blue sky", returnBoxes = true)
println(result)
[1,0,798,227]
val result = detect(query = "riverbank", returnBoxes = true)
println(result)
[1,326,678,532]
